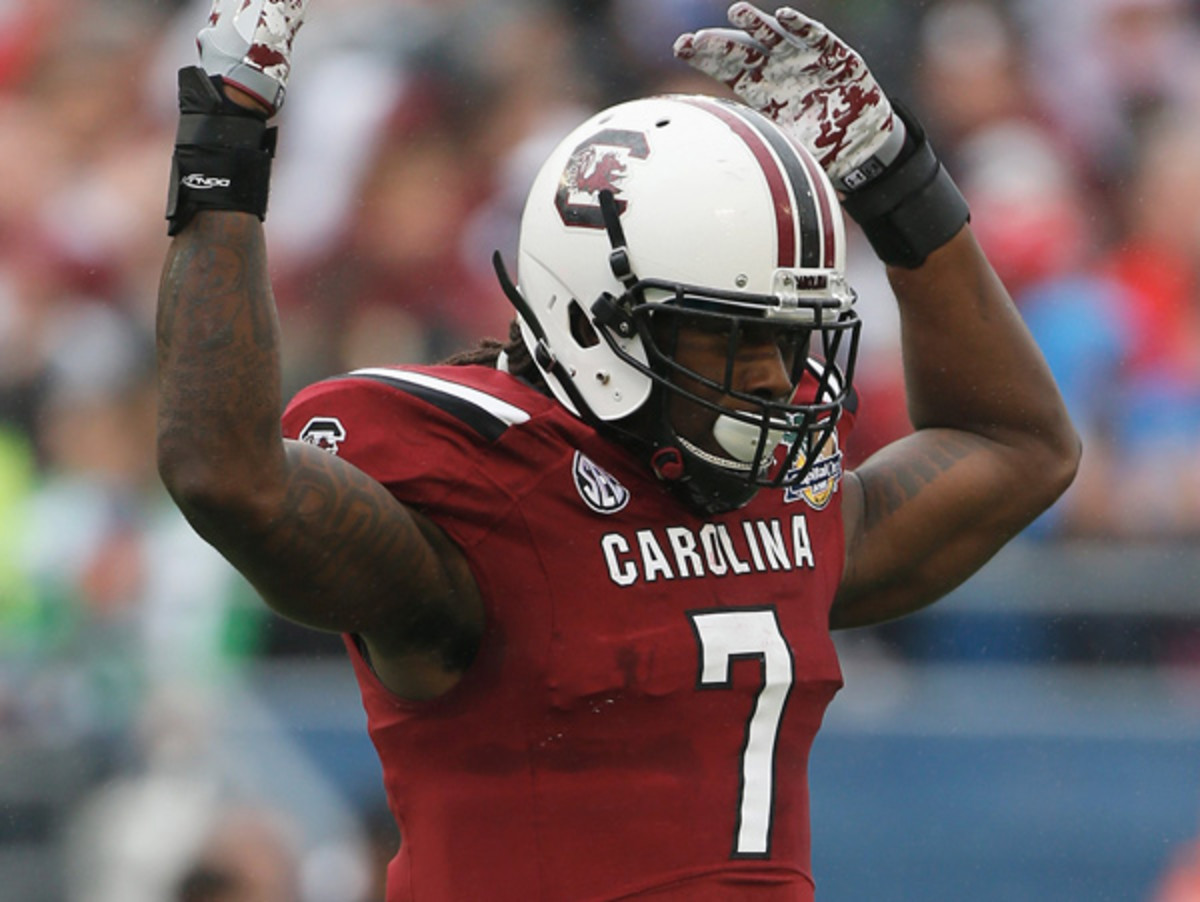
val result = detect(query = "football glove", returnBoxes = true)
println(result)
[197,0,310,115]
[674,3,906,191]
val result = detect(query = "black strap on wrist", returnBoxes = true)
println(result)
[166,66,277,236]
[840,102,970,269]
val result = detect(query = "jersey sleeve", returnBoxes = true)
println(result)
[280,366,554,542]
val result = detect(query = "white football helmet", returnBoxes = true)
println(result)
[495,94,861,514]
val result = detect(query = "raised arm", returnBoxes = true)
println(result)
[155,1,482,697]
[676,3,1079,627]
[832,226,1078,626]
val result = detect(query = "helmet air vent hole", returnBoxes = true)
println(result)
[656,118,671,128]
[568,300,600,348]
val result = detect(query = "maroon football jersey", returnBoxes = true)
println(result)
[281,364,854,901]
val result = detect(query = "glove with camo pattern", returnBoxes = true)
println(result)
[674,3,905,191]
[197,0,310,114]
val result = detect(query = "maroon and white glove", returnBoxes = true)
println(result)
[674,3,905,191]
[197,0,310,114]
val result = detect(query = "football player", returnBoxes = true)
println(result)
[156,2,1079,898]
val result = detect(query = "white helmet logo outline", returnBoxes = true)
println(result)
[556,128,650,229]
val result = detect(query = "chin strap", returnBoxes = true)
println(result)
[599,190,638,291]
[588,190,642,339]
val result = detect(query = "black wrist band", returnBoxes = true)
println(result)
[840,103,970,269]
[166,66,277,236]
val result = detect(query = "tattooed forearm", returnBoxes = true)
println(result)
[157,212,283,477]
[159,216,277,357]
[860,432,975,532]
[157,212,480,659]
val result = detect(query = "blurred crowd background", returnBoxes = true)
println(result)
[2,0,1200,899]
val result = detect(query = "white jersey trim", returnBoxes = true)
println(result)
[349,367,533,426]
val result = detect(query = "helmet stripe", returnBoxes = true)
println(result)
[788,132,838,270]
[736,104,835,270]
[680,97,832,270]
[679,96,797,268]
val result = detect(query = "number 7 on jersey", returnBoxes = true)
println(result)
[689,607,795,859]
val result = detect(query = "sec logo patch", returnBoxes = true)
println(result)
[573,451,630,514]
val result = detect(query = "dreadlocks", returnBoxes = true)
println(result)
[441,318,547,393]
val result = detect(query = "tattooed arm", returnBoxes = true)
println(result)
[156,212,483,699]
[831,227,1079,629]
[157,3,480,700]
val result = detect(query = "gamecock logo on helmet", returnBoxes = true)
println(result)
[556,128,650,229]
